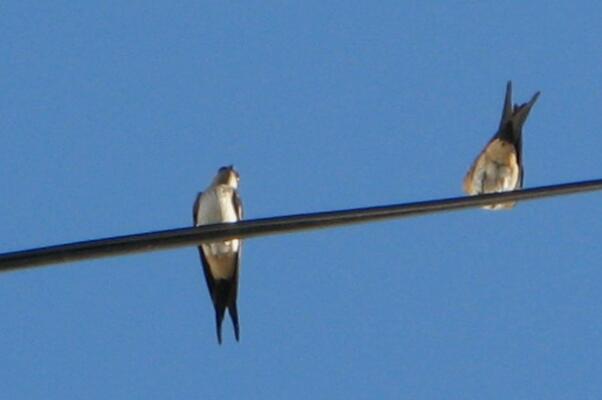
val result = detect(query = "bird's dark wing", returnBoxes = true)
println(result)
[510,90,540,167]
[227,189,243,341]
[227,255,240,342]
[233,190,243,220]
[495,84,540,165]
[198,246,229,344]
[498,80,514,132]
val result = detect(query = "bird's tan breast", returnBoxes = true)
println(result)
[463,139,521,209]
[482,139,518,166]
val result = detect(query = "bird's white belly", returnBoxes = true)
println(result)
[204,252,237,279]
[196,189,240,256]
[202,240,239,257]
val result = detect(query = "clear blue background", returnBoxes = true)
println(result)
[2,2,602,399]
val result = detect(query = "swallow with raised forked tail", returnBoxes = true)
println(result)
[193,165,243,344]
[463,81,540,209]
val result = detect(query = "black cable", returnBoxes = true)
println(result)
[1,178,601,273]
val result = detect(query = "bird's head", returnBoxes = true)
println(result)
[213,165,240,188]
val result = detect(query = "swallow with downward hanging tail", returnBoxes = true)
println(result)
[463,81,540,209]
[193,165,243,344]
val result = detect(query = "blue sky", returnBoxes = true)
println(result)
[2,2,602,399]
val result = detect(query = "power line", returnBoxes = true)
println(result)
[1,178,602,273]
